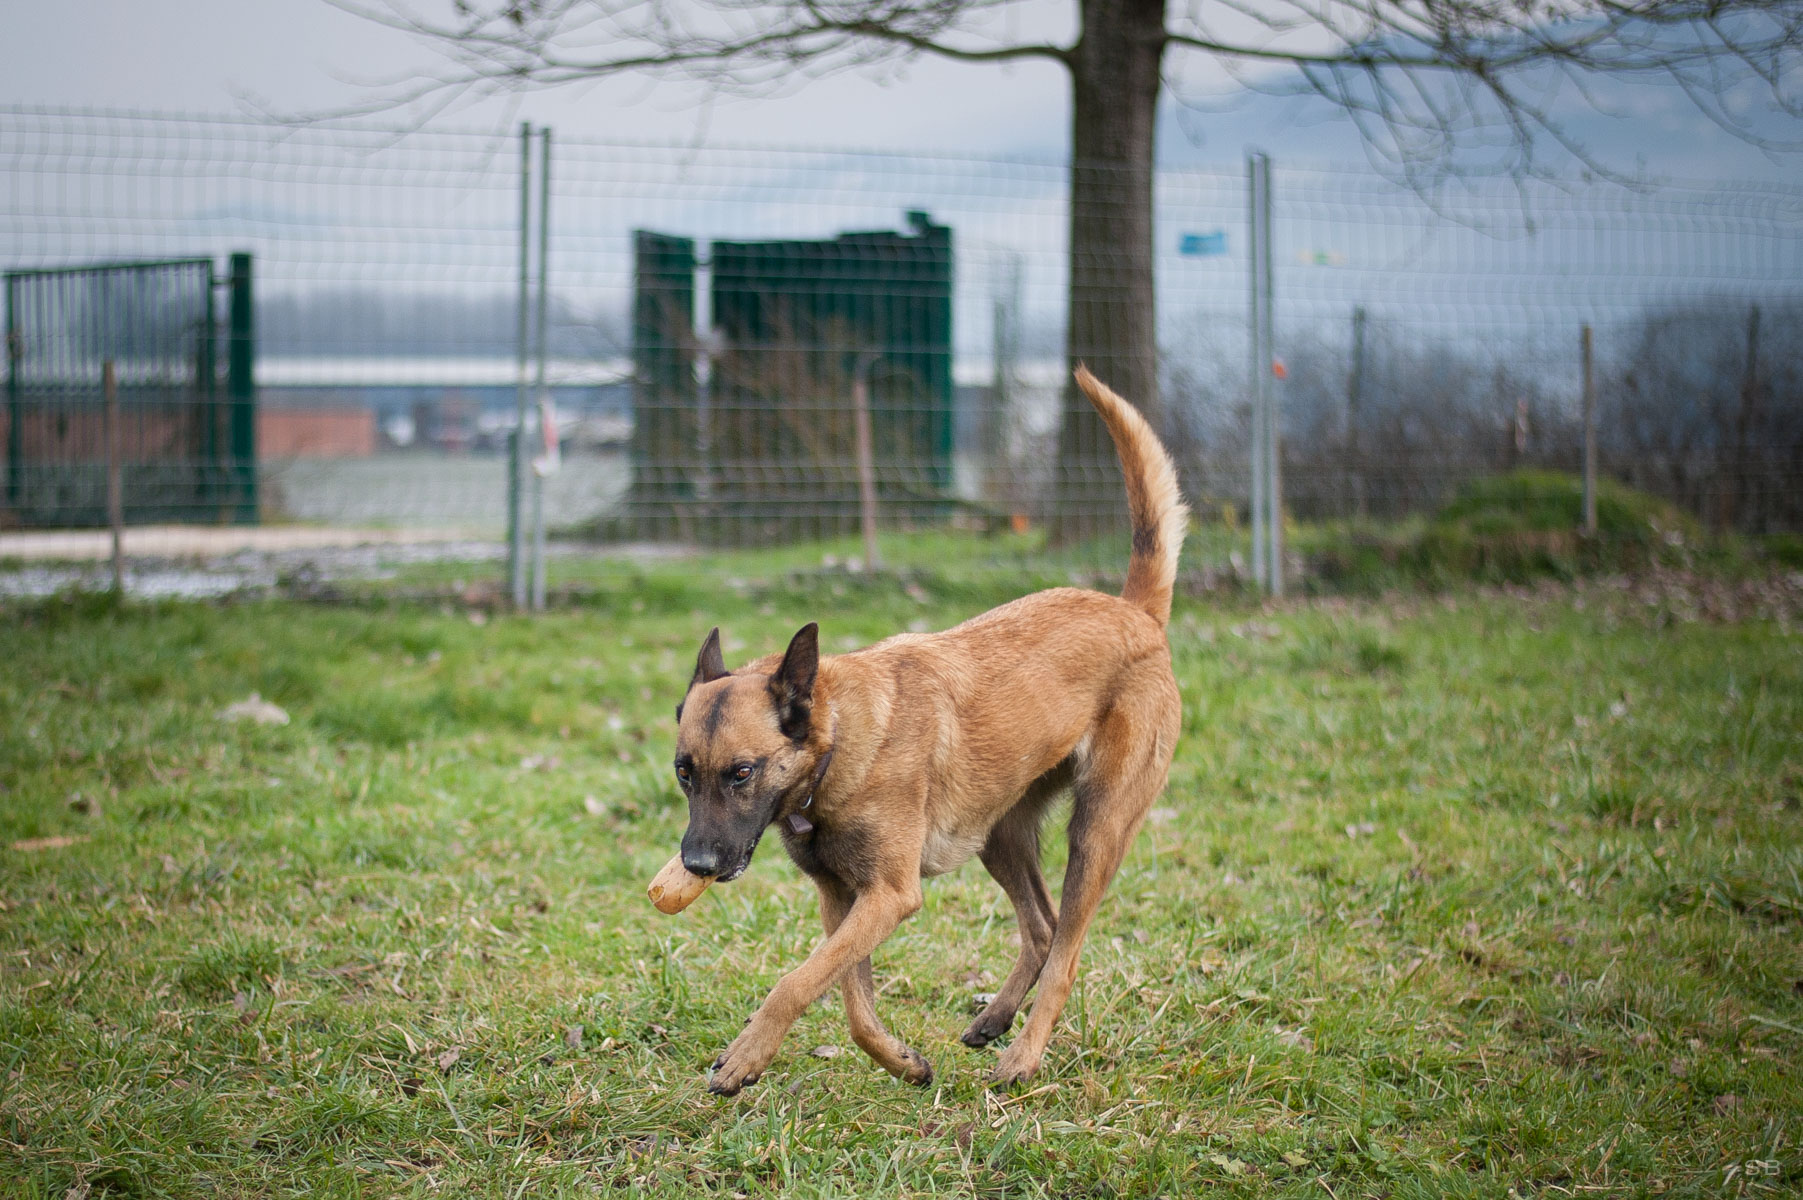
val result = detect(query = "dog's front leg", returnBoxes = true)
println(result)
[709,880,922,1095]
[817,877,933,1086]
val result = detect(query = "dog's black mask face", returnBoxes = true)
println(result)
[672,625,818,882]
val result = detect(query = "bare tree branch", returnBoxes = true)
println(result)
[314,0,1802,186]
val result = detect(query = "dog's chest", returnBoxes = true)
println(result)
[919,825,986,877]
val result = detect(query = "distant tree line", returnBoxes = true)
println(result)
[1158,300,1802,534]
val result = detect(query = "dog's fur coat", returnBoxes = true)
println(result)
[671,367,1186,1093]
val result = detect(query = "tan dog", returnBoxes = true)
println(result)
[671,367,1186,1094]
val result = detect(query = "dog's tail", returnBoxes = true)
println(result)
[1074,365,1189,627]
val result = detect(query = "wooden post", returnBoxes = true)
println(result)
[104,359,123,594]
[1581,324,1597,536]
[852,358,880,571]
[1348,305,1366,520]
[1732,303,1760,532]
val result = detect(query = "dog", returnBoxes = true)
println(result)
[670,366,1186,1094]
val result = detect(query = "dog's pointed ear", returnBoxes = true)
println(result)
[768,622,818,741]
[678,627,728,721]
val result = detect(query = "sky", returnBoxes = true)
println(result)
[4,0,1800,183]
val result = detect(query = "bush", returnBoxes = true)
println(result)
[1307,470,1712,589]
[1433,470,1700,542]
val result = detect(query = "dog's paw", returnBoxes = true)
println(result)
[960,1008,1014,1049]
[706,1063,761,1096]
[707,1048,763,1096]
[986,1045,1042,1089]
[896,1046,934,1087]
[707,1024,781,1096]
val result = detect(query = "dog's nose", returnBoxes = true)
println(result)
[681,846,723,878]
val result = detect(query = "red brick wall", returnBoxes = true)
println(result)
[258,409,376,459]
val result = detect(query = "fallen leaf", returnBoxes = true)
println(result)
[1275,1027,1315,1052]
[565,1025,584,1049]
[1714,1093,1739,1114]
[1230,621,1281,640]
[436,1048,461,1072]
[1208,1153,1248,1176]
[810,1044,841,1058]
[583,795,606,816]
[219,693,289,726]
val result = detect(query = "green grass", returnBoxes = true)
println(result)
[2,568,1800,1197]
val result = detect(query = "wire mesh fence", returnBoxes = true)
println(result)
[3,106,1800,588]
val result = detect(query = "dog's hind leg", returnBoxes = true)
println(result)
[988,677,1180,1087]
[962,788,1060,1048]
[818,878,933,1085]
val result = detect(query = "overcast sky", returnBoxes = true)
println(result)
[4,0,1799,182]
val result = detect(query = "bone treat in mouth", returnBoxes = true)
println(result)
[646,853,712,914]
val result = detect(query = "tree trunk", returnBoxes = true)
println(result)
[1052,0,1166,544]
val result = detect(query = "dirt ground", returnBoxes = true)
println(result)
[0,526,499,599]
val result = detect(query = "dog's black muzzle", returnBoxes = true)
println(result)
[681,792,779,882]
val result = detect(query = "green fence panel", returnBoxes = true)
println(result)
[1,257,255,527]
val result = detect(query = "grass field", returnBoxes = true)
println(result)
[2,560,1800,1198]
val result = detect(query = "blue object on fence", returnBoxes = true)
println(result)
[1179,231,1227,257]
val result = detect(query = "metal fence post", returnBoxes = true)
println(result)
[1260,156,1282,596]
[509,121,532,609]
[1247,153,1267,592]
[530,125,552,612]
[4,277,18,512]
[226,252,256,524]
[200,265,218,508]
[1247,151,1280,595]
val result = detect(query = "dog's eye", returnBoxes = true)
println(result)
[675,764,690,784]
[731,764,753,784]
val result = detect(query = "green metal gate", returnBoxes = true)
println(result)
[3,254,255,527]
[628,213,953,544]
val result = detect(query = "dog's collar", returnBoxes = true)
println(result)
[783,747,834,837]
